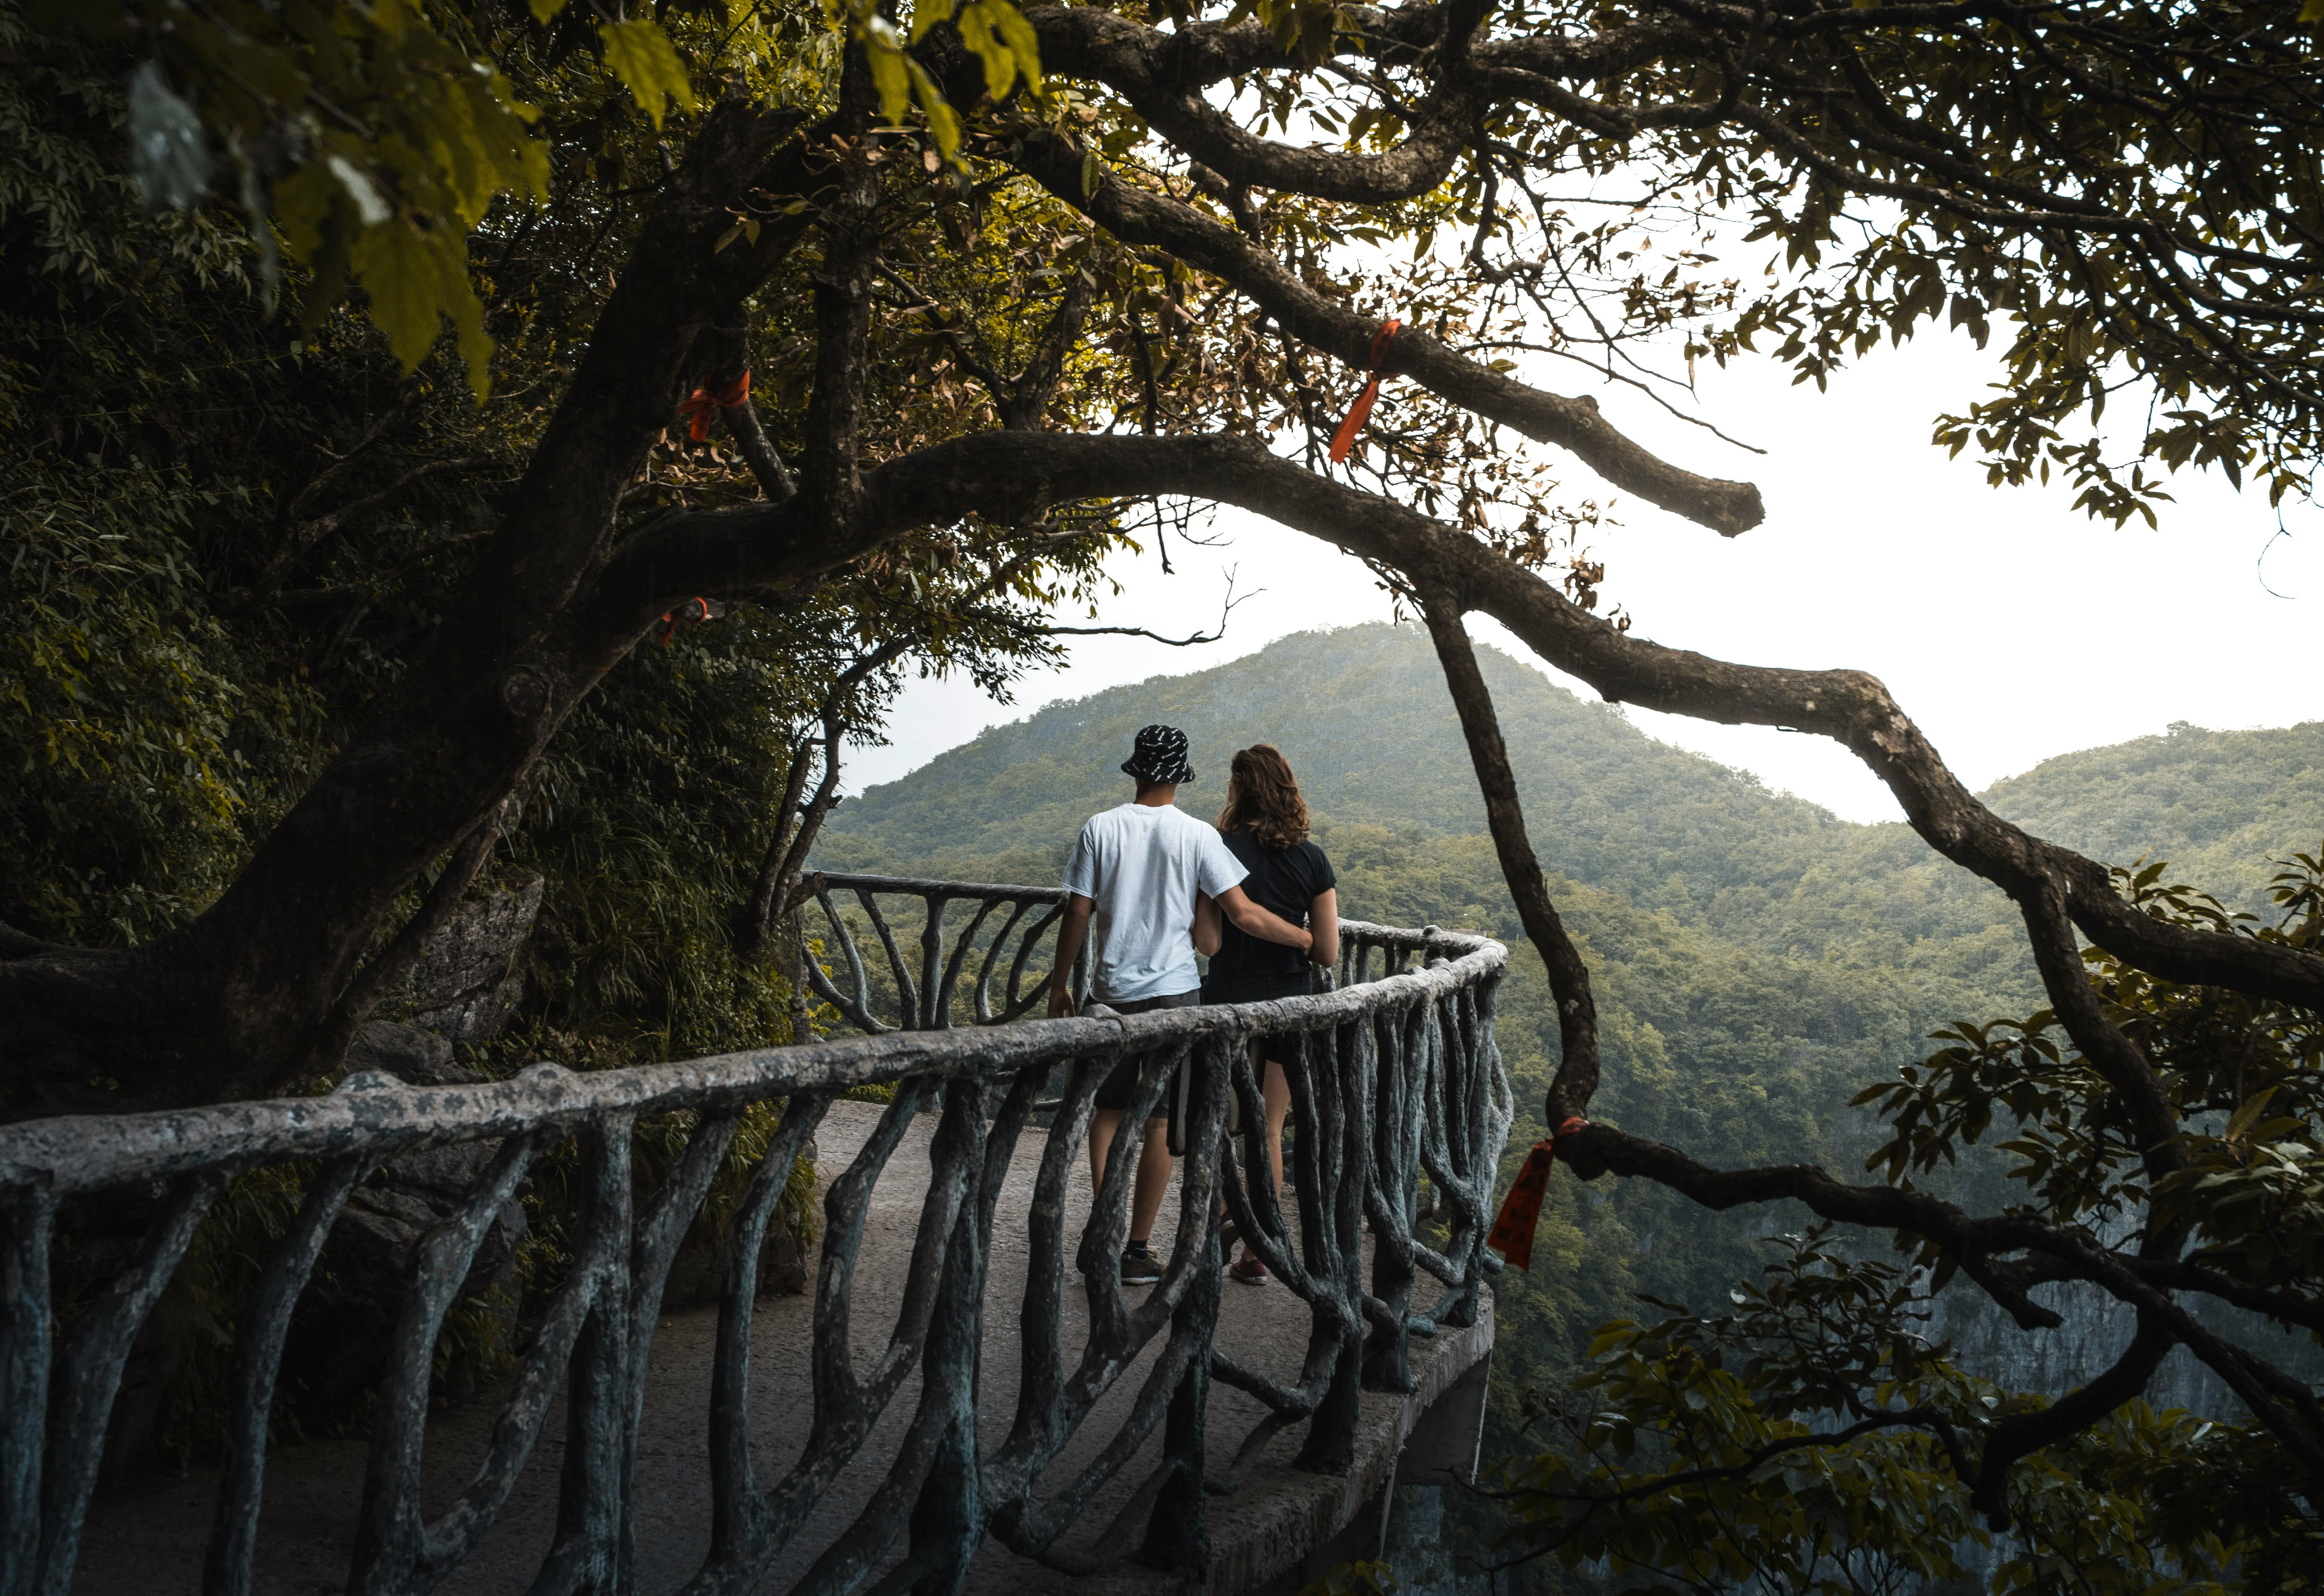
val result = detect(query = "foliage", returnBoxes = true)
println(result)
[0,0,1114,1065]
[820,626,2324,1591]
[1297,1560,1399,1596]
[1489,1229,2315,1596]
[1859,850,2324,1264]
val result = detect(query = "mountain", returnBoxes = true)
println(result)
[812,622,2321,1579]
[821,622,2319,1019]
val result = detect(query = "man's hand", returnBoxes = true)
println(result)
[1048,893,1095,1018]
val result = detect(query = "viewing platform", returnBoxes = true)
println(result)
[2,876,1512,1596]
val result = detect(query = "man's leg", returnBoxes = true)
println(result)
[1088,1107,1121,1197]
[1129,1118,1173,1244]
[1089,1108,1176,1247]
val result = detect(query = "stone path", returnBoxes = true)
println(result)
[73,1102,1489,1596]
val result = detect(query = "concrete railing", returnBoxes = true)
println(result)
[0,874,1510,1596]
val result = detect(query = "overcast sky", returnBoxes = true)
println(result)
[849,325,2321,825]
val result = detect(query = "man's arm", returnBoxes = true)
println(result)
[1216,885,1311,954]
[1046,893,1095,1017]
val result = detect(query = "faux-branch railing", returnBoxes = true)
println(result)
[0,873,1511,1596]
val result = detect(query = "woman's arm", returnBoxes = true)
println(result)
[1193,892,1223,957]
[1307,889,1340,968]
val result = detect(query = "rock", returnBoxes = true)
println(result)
[662,1137,819,1309]
[292,1128,529,1421]
[410,971,526,1049]
[402,871,543,1047]
[345,1020,476,1086]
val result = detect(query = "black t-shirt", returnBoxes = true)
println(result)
[1205,827,1336,997]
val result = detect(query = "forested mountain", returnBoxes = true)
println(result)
[825,622,2322,1020]
[815,623,2322,1590]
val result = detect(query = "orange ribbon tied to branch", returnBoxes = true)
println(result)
[1327,319,1401,464]
[658,595,728,646]
[1486,1116,1589,1271]
[677,370,751,441]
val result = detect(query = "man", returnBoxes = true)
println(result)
[1047,725,1314,1284]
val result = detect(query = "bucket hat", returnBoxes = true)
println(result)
[1121,724,1196,785]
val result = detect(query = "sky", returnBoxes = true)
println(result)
[848,326,2323,826]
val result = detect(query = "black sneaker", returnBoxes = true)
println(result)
[1120,1245,1162,1285]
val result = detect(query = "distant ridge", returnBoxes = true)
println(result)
[817,621,2322,1446]
[820,622,2321,998]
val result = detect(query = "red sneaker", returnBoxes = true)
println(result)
[1227,1253,1268,1286]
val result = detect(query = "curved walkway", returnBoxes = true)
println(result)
[71,1100,1491,1596]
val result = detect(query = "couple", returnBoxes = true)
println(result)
[1044,724,1338,1286]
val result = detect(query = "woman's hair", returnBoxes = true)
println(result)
[1215,744,1310,849]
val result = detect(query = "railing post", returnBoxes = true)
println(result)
[896,1075,992,1590]
[531,1116,634,1596]
[1363,999,1428,1393]
[1140,1037,1231,1575]
[1295,1018,1366,1474]
[0,1184,55,1596]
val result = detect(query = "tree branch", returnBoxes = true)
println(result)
[1006,131,1767,536]
[1000,267,1100,431]
[1415,585,1603,1122]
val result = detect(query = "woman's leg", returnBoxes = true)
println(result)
[1241,1055,1292,1265]
[1263,1056,1291,1194]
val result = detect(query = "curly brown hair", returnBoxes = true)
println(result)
[1214,744,1310,849]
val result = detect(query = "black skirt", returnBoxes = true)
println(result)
[1203,971,1314,1066]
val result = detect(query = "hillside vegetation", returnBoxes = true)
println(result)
[814,623,2323,1585]
[825,622,2322,1018]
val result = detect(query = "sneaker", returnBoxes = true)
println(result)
[1120,1245,1162,1285]
[1227,1253,1269,1286]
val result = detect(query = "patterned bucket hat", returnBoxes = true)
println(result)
[1121,724,1196,785]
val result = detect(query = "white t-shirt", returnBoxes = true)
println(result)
[1061,803,1248,1001]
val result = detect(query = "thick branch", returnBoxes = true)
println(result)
[607,429,2322,1012]
[1006,132,1767,536]
[298,802,508,1076]
[1000,268,1100,431]
[1970,1314,2173,1527]
[800,146,882,527]
[727,397,799,501]
[1414,587,1602,1123]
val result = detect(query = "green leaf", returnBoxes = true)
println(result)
[955,2,1014,101]
[865,32,913,126]
[599,20,696,130]
[349,219,493,398]
[1080,147,1104,198]
[529,0,568,19]
[2226,1086,2279,1142]
[348,219,449,371]
[908,60,962,158]
[910,0,953,44]
[986,0,1044,93]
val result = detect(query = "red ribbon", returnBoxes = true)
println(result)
[1327,319,1401,464]
[1486,1116,1589,1271]
[677,370,751,441]
[658,595,725,646]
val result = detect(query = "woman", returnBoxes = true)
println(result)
[1196,743,1338,1284]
